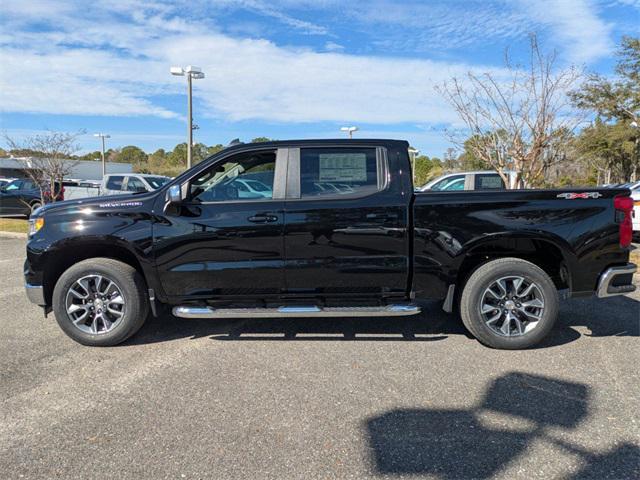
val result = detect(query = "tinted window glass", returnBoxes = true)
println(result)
[4,180,22,191]
[431,175,464,191]
[126,177,147,192]
[190,151,275,202]
[475,174,505,190]
[441,178,465,191]
[146,176,170,189]
[299,147,379,198]
[105,176,124,190]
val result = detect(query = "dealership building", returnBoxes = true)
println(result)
[0,157,132,181]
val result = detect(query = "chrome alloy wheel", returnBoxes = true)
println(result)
[65,274,125,334]
[479,276,545,337]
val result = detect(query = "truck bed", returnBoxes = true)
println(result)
[412,188,630,299]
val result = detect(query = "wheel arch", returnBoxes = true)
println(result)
[455,233,575,293]
[42,238,151,306]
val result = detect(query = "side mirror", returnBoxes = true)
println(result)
[166,184,183,204]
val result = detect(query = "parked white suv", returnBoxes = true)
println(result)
[101,174,170,196]
[418,171,517,192]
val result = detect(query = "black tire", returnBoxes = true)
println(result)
[52,258,149,346]
[459,258,559,349]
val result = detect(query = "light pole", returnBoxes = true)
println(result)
[408,147,419,185]
[340,126,358,139]
[93,133,110,178]
[171,65,205,170]
[631,121,639,182]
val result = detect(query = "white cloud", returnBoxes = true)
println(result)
[0,0,618,127]
[517,0,614,63]
[157,33,494,124]
[324,41,344,52]
[207,0,329,35]
[0,46,177,118]
[0,2,510,125]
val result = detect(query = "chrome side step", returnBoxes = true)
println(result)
[172,304,420,319]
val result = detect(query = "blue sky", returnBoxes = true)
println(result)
[1,0,639,157]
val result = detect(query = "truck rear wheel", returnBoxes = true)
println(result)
[459,258,559,349]
[52,258,148,346]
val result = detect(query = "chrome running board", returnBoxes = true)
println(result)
[173,304,420,319]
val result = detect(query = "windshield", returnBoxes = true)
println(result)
[431,176,465,191]
[145,176,170,189]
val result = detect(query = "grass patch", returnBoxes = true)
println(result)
[0,218,28,234]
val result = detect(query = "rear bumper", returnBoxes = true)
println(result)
[25,283,46,306]
[596,263,637,298]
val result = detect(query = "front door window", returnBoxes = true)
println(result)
[190,151,275,202]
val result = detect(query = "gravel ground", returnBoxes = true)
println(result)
[1,237,639,479]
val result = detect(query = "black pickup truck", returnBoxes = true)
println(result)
[24,139,636,349]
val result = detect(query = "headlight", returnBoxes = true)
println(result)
[28,217,45,236]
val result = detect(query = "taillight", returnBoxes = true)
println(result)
[614,196,633,248]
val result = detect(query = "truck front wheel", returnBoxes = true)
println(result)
[52,258,149,346]
[459,258,559,349]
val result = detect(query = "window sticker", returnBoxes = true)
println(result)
[318,153,367,182]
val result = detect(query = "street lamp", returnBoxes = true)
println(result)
[93,133,111,178]
[408,147,419,185]
[340,126,358,139]
[171,65,205,170]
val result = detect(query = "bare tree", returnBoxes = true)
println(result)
[437,35,584,188]
[3,131,83,204]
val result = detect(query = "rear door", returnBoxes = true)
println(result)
[282,145,409,298]
[124,176,148,193]
[473,173,505,190]
[103,175,125,195]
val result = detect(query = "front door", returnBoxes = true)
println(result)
[0,179,35,215]
[153,148,286,301]
[282,146,410,298]
[0,190,22,214]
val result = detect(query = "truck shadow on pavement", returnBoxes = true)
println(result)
[364,372,639,479]
[127,295,638,346]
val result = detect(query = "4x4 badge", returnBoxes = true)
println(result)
[557,192,602,199]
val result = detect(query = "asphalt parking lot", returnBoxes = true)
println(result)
[1,236,639,479]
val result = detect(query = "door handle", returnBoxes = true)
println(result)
[248,214,278,223]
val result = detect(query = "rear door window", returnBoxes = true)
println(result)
[125,177,147,192]
[298,147,381,198]
[475,174,505,190]
[105,176,124,191]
